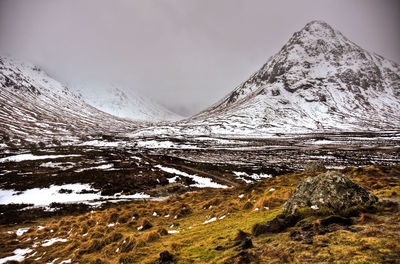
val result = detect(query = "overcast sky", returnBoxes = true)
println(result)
[1,0,399,116]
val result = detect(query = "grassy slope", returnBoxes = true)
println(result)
[1,165,399,263]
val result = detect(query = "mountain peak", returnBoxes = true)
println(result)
[289,20,345,46]
[303,20,336,35]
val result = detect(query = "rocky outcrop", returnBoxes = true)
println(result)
[283,171,378,214]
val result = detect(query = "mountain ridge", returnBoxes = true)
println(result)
[0,56,141,145]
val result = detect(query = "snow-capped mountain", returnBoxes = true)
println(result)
[0,56,142,144]
[164,20,399,135]
[70,84,181,122]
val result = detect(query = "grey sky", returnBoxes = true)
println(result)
[1,0,399,116]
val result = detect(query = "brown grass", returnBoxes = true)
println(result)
[358,213,380,224]
[362,227,386,237]
[0,165,399,264]
[144,230,161,242]
[119,235,136,253]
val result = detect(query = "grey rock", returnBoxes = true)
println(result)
[283,171,378,214]
[304,162,327,172]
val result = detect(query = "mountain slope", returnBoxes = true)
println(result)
[70,84,182,122]
[183,21,400,134]
[0,56,141,145]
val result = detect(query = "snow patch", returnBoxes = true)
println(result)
[16,228,29,236]
[0,248,33,264]
[0,184,151,206]
[311,205,319,210]
[79,140,121,147]
[137,140,198,149]
[75,163,114,172]
[41,238,68,247]
[155,165,228,188]
[0,154,81,163]
[203,217,217,224]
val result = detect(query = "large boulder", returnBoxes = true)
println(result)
[283,171,378,214]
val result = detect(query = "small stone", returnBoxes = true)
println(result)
[159,250,174,263]
[215,245,224,251]
[240,238,254,250]
[346,226,364,232]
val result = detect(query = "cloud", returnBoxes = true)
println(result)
[1,0,399,116]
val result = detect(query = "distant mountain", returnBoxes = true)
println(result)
[0,56,142,145]
[70,84,181,122]
[172,20,399,135]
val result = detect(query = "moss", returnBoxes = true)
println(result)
[294,206,334,218]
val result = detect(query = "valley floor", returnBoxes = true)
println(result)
[0,132,399,263]
[0,165,399,263]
